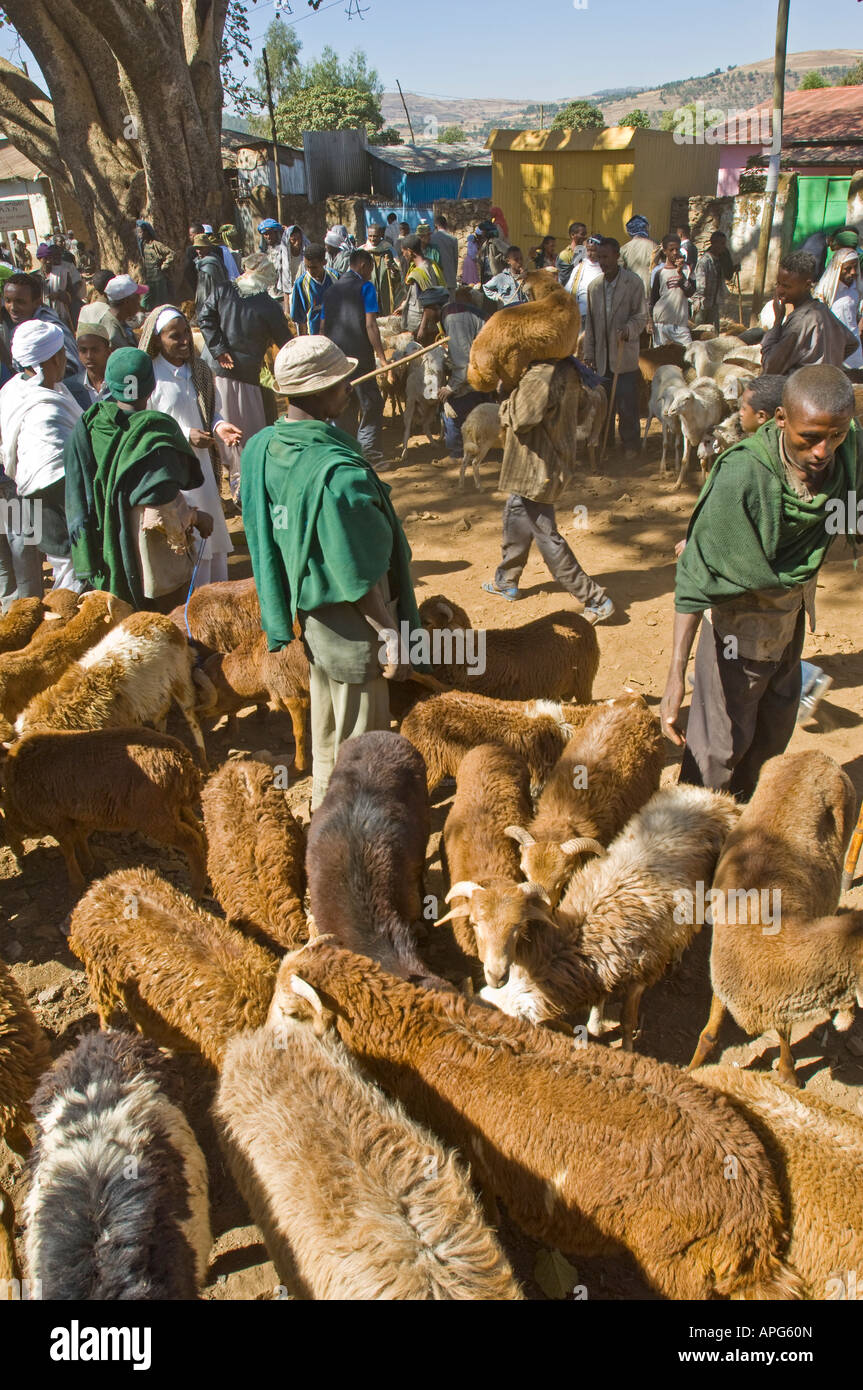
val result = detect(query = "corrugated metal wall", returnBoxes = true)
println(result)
[303,130,370,203]
[368,159,491,206]
[491,130,718,246]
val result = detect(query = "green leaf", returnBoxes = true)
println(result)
[533,1248,580,1300]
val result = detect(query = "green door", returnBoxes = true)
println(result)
[794,176,852,246]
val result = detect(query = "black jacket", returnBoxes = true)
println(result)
[197,284,291,385]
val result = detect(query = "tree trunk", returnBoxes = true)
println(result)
[0,0,232,276]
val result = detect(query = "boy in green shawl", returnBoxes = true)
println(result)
[240,335,422,808]
[64,347,213,609]
[660,365,862,800]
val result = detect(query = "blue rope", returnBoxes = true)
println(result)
[183,534,207,640]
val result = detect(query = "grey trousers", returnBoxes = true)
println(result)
[678,612,804,801]
[309,663,391,810]
[339,379,384,461]
[495,493,605,606]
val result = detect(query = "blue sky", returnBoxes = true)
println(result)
[1,0,861,104]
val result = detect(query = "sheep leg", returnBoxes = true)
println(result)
[171,821,208,897]
[672,434,691,491]
[173,683,209,771]
[400,399,414,462]
[687,992,726,1069]
[587,1000,607,1036]
[620,982,646,1051]
[775,1028,801,1088]
[458,451,470,492]
[659,419,668,474]
[58,837,86,893]
[284,696,310,774]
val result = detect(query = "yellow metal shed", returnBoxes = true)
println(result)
[488,127,719,247]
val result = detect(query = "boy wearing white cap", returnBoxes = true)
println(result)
[241,335,422,807]
[0,319,86,601]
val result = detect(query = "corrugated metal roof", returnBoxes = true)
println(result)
[370,142,491,173]
[0,142,42,182]
[748,144,863,168]
[721,86,863,147]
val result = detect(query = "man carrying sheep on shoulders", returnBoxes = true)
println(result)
[240,336,423,809]
[660,365,862,800]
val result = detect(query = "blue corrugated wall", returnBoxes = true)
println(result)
[369,157,491,206]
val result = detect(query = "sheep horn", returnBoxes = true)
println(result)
[559,837,605,858]
[191,666,219,714]
[437,601,454,622]
[289,974,323,1015]
[518,881,551,904]
[445,881,484,903]
[434,906,473,925]
[504,825,536,847]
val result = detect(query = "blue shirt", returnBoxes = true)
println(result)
[290,268,336,333]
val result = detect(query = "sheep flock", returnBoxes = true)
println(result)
[0,573,861,1306]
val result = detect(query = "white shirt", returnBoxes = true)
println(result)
[829,285,863,368]
[0,373,82,495]
[148,355,233,559]
[567,258,603,319]
[384,222,400,249]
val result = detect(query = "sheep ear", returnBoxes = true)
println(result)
[559,836,605,858]
[504,825,535,847]
[445,881,484,904]
[519,881,551,904]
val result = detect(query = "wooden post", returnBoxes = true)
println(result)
[396,80,416,145]
[262,48,284,228]
[749,0,790,325]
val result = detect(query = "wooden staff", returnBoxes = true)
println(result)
[351,336,450,387]
[735,269,743,324]
[600,370,619,462]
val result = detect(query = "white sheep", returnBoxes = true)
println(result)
[397,340,445,461]
[665,375,727,490]
[642,363,686,477]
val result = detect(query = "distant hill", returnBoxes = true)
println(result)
[381,49,863,141]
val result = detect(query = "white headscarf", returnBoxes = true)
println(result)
[155,307,184,335]
[11,320,65,385]
[815,248,863,308]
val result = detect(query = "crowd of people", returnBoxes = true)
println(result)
[0,207,860,809]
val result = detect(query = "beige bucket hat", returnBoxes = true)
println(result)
[273,335,358,396]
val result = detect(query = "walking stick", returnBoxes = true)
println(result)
[734,270,743,325]
[351,336,450,388]
[600,370,619,462]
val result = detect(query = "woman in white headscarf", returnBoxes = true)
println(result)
[0,318,86,597]
[138,305,240,586]
[815,247,863,369]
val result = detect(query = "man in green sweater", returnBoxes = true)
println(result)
[660,365,861,799]
[241,335,421,808]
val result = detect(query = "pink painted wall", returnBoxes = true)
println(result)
[718,145,759,196]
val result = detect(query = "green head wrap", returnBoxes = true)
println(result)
[104,347,155,404]
[833,230,860,249]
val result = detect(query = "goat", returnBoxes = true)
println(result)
[306,731,442,987]
[0,958,51,1153]
[1,728,207,894]
[689,750,861,1087]
[15,611,210,768]
[416,598,599,704]
[68,868,279,1068]
[215,1021,523,1300]
[274,942,803,1301]
[665,375,727,490]
[24,1031,211,1299]
[468,272,581,393]
[479,785,739,1046]
[504,695,665,906]
[201,758,307,950]
[458,401,503,492]
[642,364,686,477]
[0,591,132,740]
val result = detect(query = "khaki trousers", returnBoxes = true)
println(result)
[309,664,391,809]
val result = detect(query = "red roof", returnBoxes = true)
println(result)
[721,85,863,146]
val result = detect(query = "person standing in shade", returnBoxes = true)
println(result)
[482,246,528,307]
[136,221,175,311]
[582,236,647,461]
[556,222,587,287]
[649,236,693,347]
[692,231,730,335]
[384,212,400,250]
[361,223,403,318]
[395,235,447,343]
[676,223,697,271]
[430,216,459,298]
[240,336,422,808]
[619,214,657,300]
[290,244,337,336]
[138,306,239,587]
[321,248,388,465]
[75,321,112,404]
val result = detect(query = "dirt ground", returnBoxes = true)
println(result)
[3,406,863,1302]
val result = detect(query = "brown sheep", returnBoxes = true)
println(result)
[0,728,207,895]
[504,695,665,906]
[690,750,861,1086]
[168,576,261,653]
[197,633,310,773]
[417,596,599,704]
[201,759,307,950]
[467,271,581,392]
[275,943,803,1301]
[0,598,46,655]
[0,591,132,739]
[215,1022,523,1300]
[0,1192,19,1283]
[68,868,279,1068]
[694,1064,863,1301]
[401,691,593,792]
[0,958,51,1152]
